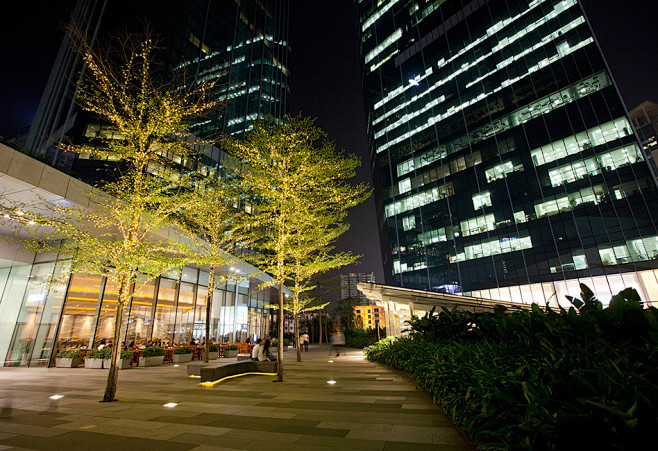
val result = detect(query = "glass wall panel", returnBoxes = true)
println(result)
[94,281,118,348]
[125,277,156,347]
[29,261,69,367]
[58,274,102,350]
[0,264,31,366]
[153,278,176,345]
[5,262,59,366]
[174,282,195,345]
[193,286,207,341]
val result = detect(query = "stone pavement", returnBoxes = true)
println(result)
[0,346,476,450]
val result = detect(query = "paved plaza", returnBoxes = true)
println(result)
[0,346,475,450]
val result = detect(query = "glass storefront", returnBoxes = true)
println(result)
[0,251,274,367]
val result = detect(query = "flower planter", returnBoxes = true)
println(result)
[139,355,164,367]
[85,358,104,369]
[104,358,131,369]
[56,357,82,368]
[224,349,238,358]
[172,353,193,363]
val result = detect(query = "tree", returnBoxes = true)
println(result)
[224,117,370,380]
[334,296,362,330]
[2,28,221,402]
[173,177,256,362]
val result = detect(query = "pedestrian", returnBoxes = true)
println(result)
[302,332,309,351]
[251,339,263,361]
[329,330,345,357]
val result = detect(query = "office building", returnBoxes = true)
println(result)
[353,304,385,329]
[26,0,290,181]
[629,100,658,175]
[357,0,658,305]
[341,272,376,302]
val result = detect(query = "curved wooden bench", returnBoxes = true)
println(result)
[194,361,278,383]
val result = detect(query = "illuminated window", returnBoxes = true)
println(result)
[472,192,492,210]
[402,215,416,231]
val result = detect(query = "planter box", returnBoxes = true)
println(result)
[85,358,103,369]
[224,349,238,358]
[56,357,82,368]
[104,358,131,369]
[208,353,218,360]
[139,355,164,367]
[172,353,193,363]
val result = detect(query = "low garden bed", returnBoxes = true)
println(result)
[364,286,658,450]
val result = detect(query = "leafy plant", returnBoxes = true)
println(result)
[174,346,192,354]
[365,288,658,450]
[208,344,218,352]
[225,344,239,351]
[120,350,133,360]
[57,349,82,359]
[141,346,165,357]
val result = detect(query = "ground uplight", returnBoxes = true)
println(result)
[163,402,177,408]
[49,394,64,400]
[327,380,337,385]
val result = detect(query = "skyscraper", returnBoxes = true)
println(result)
[357,0,658,305]
[341,272,376,302]
[26,0,290,180]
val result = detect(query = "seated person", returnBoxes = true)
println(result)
[251,339,263,360]
[259,339,276,362]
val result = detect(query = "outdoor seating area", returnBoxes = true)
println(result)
[54,342,256,368]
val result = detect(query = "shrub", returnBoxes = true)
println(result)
[174,346,192,354]
[86,349,104,359]
[344,327,384,348]
[141,346,165,357]
[364,292,658,450]
[120,350,133,360]
[225,344,239,351]
[57,349,81,359]
[208,344,218,352]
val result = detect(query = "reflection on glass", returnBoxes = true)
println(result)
[94,281,118,348]
[125,277,156,347]
[59,274,102,350]
[153,278,176,344]
[175,282,195,345]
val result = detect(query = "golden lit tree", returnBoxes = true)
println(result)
[2,27,223,402]
[224,116,370,380]
[173,177,257,362]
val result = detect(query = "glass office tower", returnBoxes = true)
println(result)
[357,0,658,305]
[26,0,290,180]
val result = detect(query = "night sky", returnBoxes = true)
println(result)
[2,0,658,287]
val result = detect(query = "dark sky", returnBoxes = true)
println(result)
[2,0,658,287]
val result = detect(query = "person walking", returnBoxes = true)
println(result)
[301,332,309,352]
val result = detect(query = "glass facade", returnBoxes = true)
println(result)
[0,250,274,367]
[27,0,290,180]
[358,0,658,305]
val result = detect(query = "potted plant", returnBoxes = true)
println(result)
[224,344,239,358]
[104,350,133,369]
[173,346,193,363]
[138,346,165,367]
[56,349,83,368]
[208,343,219,360]
[84,349,105,368]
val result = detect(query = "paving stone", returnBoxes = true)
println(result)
[0,347,475,450]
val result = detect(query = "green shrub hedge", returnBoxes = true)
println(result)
[57,349,81,358]
[364,289,658,450]
[344,327,385,348]
[174,346,192,354]
[141,346,165,357]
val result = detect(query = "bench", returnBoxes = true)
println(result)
[188,360,278,382]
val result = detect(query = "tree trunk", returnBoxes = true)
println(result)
[318,309,323,350]
[295,312,301,362]
[204,265,216,363]
[277,280,284,382]
[324,314,329,344]
[102,274,131,402]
